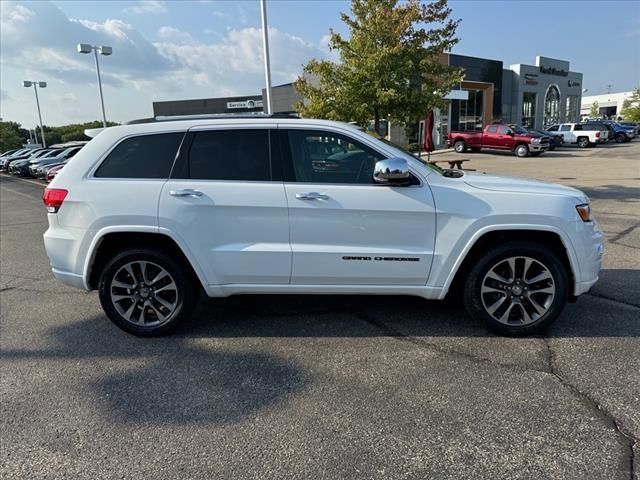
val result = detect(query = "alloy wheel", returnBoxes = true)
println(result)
[480,256,555,326]
[110,261,178,327]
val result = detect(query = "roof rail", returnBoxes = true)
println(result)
[125,112,300,125]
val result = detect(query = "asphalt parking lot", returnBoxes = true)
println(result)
[1,142,638,480]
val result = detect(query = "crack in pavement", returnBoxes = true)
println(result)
[609,222,640,243]
[356,311,638,480]
[543,338,637,480]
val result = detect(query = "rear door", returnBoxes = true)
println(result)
[159,126,290,285]
[280,127,436,286]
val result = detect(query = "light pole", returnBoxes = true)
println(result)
[259,0,273,115]
[23,80,47,147]
[77,43,112,128]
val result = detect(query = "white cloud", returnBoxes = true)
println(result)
[0,1,329,125]
[156,26,196,45]
[154,26,322,89]
[122,0,167,15]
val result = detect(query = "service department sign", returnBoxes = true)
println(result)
[226,100,264,109]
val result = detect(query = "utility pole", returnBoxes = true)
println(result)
[260,0,273,115]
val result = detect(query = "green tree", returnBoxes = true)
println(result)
[0,122,26,152]
[589,101,599,118]
[620,87,640,122]
[294,0,462,134]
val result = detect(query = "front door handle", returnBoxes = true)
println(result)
[169,188,203,197]
[296,192,330,200]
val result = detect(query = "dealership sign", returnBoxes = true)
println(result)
[539,65,568,77]
[226,100,264,109]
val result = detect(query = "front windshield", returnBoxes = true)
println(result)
[510,125,529,134]
[377,138,444,175]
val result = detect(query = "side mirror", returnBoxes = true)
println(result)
[373,158,410,184]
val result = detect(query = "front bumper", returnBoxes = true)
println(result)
[529,143,550,152]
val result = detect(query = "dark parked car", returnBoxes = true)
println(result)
[1,148,45,171]
[619,121,639,135]
[29,146,82,177]
[528,128,563,150]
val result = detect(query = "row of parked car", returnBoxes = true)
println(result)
[448,119,638,157]
[0,142,87,181]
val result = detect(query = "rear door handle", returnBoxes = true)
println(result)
[169,189,203,197]
[295,192,330,200]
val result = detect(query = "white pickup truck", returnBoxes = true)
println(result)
[546,123,608,147]
[43,116,604,337]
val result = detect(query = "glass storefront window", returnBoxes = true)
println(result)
[565,95,578,123]
[450,89,484,131]
[544,86,560,127]
[522,92,536,128]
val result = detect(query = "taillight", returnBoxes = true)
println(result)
[43,188,68,213]
[596,131,600,138]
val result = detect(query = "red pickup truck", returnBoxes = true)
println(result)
[448,124,551,157]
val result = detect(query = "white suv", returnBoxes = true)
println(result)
[43,116,604,336]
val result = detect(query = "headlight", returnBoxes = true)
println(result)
[576,204,592,222]
[532,138,540,143]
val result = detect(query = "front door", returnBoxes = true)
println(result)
[159,127,291,285]
[279,127,436,286]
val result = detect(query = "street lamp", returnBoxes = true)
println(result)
[77,43,112,128]
[23,80,47,147]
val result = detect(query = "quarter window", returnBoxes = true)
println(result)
[188,129,271,181]
[95,133,184,179]
[285,130,385,184]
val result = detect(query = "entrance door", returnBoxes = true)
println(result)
[279,127,436,285]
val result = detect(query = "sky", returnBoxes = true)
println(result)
[1,0,639,128]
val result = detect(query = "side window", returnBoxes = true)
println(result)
[574,124,583,131]
[497,125,511,135]
[188,129,271,181]
[95,133,183,179]
[285,130,385,184]
[487,125,498,133]
[547,125,559,132]
[559,125,571,132]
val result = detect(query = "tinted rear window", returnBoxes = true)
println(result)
[95,133,183,178]
[188,129,271,181]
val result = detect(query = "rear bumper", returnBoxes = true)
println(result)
[51,268,86,289]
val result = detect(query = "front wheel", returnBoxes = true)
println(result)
[514,144,529,157]
[98,249,199,336]
[453,140,466,153]
[615,132,626,143]
[463,241,569,336]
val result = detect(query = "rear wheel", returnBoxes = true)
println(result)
[515,144,529,157]
[463,241,568,336]
[453,140,466,153]
[577,137,590,148]
[98,249,199,336]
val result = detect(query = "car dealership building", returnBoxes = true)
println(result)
[151,55,583,148]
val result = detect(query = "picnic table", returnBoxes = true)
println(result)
[427,158,471,170]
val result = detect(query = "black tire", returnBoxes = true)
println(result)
[463,241,569,336]
[577,137,590,148]
[453,140,466,153]
[514,144,529,158]
[615,132,626,143]
[98,249,199,336]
